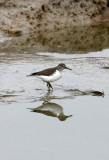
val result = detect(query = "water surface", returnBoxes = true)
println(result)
[0,25,109,160]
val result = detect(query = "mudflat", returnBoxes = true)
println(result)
[0,0,107,35]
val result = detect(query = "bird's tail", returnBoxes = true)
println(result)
[26,72,37,77]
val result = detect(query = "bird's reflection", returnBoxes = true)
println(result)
[29,101,72,121]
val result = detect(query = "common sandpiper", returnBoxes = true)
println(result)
[27,63,72,90]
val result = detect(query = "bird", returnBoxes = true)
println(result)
[27,63,72,90]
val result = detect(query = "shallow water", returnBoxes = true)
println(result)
[0,25,109,160]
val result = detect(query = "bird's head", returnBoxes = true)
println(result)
[58,63,72,71]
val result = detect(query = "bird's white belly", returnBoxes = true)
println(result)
[38,70,62,82]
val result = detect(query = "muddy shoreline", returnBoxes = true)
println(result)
[0,0,108,35]
[0,23,109,54]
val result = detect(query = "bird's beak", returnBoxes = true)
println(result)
[65,66,72,71]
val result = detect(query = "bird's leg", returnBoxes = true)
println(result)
[48,82,53,89]
[47,83,50,90]
[46,82,53,90]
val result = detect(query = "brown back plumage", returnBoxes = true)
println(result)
[29,67,57,76]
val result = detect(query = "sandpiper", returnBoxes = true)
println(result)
[27,63,72,90]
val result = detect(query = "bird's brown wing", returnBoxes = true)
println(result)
[29,67,57,76]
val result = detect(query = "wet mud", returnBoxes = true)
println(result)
[1,23,109,54]
[0,48,108,104]
[0,0,107,35]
